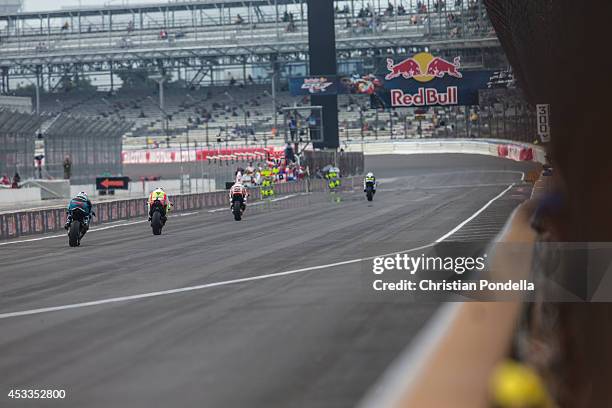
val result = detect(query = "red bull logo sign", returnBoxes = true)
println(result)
[385,52,462,82]
[381,52,466,107]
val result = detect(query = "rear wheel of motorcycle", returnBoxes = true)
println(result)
[366,189,373,201]
[233,201,242,221]
[152,211,163,235]
[69,220,81,247]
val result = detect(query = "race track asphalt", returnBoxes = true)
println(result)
[0,154,537,408]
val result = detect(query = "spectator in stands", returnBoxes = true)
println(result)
[386,2,394,16]
[127,21,134,33]
[283,10,290,22]
[62,21,69,31]
[286,20,297,32]
[11,172,20,189]
[284,143,296,163]
[289,116,297,140]
[0,175,10,186]
[235,14,244,25]
[397,4,406,15]
[159,29,168,40]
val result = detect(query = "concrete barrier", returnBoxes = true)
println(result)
[346,139,546,164]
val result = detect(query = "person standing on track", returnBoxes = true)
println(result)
[326,166,341,189]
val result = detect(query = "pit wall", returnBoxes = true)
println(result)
[0,179,334,241]
[345,138,546,164]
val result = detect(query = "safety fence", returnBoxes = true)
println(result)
[0,109,46,180]
[44,114,131,184]
[0,177,354,240]
[302,150,364,176]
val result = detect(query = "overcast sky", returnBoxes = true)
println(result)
[23,0,164,12]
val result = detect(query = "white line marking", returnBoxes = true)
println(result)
[207,193,301,213]
[357,185,519,408]
[0,243,433,320]
[0,193,305,245]
[0,184,514,320]
[435,183,514,242]
[0,212,199,246]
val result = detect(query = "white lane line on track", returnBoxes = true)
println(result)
[0,242,434,320]
[0,183,515,320]
[435,183,514,243]
[207,193,303,213]
[0,212,200,246]
[0,193,306,245]
[357,184,519,408]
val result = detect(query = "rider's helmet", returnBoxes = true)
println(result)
[76,192,88,201]
[156,187,165,192]
[366,172,374,178]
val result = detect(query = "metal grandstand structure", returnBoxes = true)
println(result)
[0,0,502,92]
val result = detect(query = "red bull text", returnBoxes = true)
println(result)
[390,87,458,107]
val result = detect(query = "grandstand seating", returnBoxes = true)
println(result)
[37,82,526,145]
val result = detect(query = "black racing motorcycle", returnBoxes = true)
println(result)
[68,207,92,247]
[231,193,245,221]
[365,181,375,201]
[150,199,167,235]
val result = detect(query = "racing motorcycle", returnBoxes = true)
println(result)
[365,181,375,201]
[67,207,92,247]
[231,193,245,221]
[150,199,167,235]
